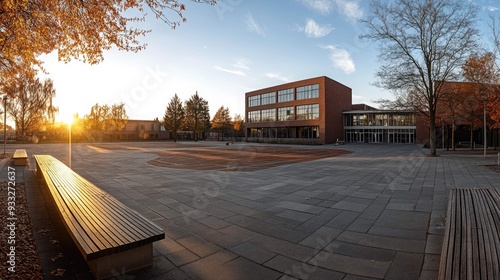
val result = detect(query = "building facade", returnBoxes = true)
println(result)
[115,119,170,140]
[245,76,352,144]
[343,110,427,144]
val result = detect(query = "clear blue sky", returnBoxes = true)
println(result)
[38,0,499,122]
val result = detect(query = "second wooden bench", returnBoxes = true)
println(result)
[439,188,500,279]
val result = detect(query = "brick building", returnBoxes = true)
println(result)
[245,76,352,144]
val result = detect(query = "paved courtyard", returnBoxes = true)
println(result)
[3,142,500,279]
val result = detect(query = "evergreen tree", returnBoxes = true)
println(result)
[185,91,209,141]
[163,94,184,142]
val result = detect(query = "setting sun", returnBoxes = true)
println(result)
[60,111,76,125]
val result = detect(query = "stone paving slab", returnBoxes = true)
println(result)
[4,141,499,279]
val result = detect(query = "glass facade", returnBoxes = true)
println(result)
[278,88,294,103]
[296,104,319,120]
[345,112,415,127]
[343,111,417,144]
[296,84,319,100]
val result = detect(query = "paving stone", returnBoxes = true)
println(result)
[276,201,325,214]
[250,235,317,262]
[324,240,396,262]
[311,251,391,279]
[220,257,283,280]
[264,255,345,280]
[276,209,316,222]
[418,270,439,280]
[299,226,342,249]
[181,250,238,279]
[368,225,427,240]
[197,216,232,230]
[386,202,416,211]
[342,274,380,280]
[422,253,440,271]
[337,231,425,253]
[332,200,370,212]
[230,242,276,264]
[385,252,424,280]
[154,237,186,255]
[326,210,360,230]
[375,210,430,231]
[166,249,200,266]
[347,217,375,233]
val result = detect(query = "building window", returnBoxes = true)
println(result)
[248,95,260,107]
[261,92,276,105]
[296,104,319,120]
[248,110,261,123]
[278,107,295,121]
[261,109,276,122]
[298,126,319,139]
[296,84,319,100]
[278,88,294,103]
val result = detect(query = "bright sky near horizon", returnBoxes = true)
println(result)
[37,0,499,123]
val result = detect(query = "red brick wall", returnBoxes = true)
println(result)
[324,77,352,143]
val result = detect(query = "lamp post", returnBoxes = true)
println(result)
[68,121,72,169]
[1,94,6,157]
[483,97,487,158]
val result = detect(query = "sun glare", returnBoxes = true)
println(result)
[60,112,75,125]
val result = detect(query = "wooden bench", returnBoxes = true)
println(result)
[12,149,28,165]
[438,188,500,280]
[34,155,165,279]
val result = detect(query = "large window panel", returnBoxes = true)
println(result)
[248,110,261,123]
[278,88,294,103]
[248,95,260,107]
[278,107,295,121]
[261,92,276,105]
[296,84,319,100]
[261,109,276,122]
[296,104,319,120]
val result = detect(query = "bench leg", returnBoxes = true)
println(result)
[87,244,153,280]
[13,158,28,166]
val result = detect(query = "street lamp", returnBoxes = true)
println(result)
[1,94,7,157]
[66,115,76,169]
[483,96,487,158]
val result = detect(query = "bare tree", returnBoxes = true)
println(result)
[107,103,128,134]
[83,103,110,140]
[211,106,232,141]
[5,77,58,141]
[362,0,479,156]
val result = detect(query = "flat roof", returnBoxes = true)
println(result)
[343,110,416,114]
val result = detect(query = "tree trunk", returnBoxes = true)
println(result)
[469,123,474,150]
[429,112,437,156]
[451,122,456,151]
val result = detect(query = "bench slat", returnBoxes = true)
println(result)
[51,170,160,250]
[34,155,164,261]
[439,188,500,280]
[35,160,101,255]
[52,168,164,242]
